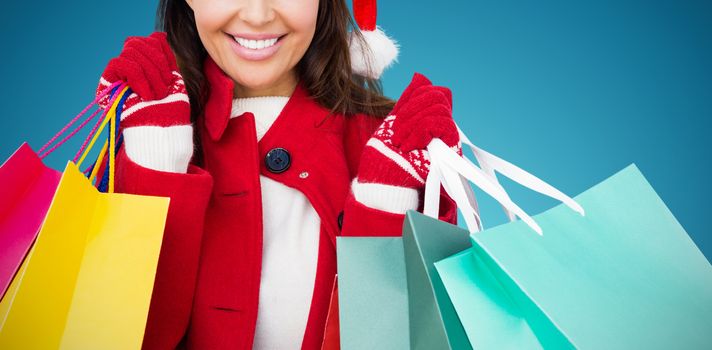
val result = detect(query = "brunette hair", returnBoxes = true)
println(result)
[156,0,396,124]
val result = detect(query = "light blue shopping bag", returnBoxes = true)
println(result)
[435,164,712,349]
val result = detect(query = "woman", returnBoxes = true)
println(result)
[98,0,459,348]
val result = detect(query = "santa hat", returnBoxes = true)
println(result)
[349,0,399,79]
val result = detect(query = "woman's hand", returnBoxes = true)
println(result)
[96,32,193,173]
[352,73,461,213]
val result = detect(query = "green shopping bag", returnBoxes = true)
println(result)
[435,165,712,349]
[402,211,471,350]
[336,211,472,350]
[337,236,409,349]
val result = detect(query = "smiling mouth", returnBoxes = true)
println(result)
[230,34,286,50]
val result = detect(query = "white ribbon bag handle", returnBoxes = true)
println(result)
[424,124,585,235]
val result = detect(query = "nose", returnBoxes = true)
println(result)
[238,0,276,27]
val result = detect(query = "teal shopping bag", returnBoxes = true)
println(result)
[402,212,471,350]
[436,164,712,349]
[337,237,410,349]
[336,211,472,350]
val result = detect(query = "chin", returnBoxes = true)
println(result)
[231,68,291,96]
[237,75,275,89]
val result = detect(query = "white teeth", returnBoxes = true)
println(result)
[233,36,279,50]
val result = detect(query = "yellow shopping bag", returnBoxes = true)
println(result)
[0,86,170,349]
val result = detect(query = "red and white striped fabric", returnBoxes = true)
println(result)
[96,32,193,174]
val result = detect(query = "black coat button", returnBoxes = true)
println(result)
[337,211,344,231]
[265,148,291,173]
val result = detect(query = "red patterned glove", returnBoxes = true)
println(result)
[96,32,193,173]
[352,72,461,213]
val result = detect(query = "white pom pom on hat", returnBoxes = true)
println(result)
[349,0,399,79]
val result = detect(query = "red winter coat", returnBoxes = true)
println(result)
[113,57,457,349]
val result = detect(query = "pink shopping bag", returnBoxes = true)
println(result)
[0,82,123,300]
[0,144,61,299]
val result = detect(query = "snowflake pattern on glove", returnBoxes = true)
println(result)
[98,71,188,119]
[366,113,462,185]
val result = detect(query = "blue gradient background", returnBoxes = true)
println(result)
[1,1,710,259]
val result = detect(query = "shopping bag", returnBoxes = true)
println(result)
[421,128,712,349]
[0,144,60,299]
[436,165,712,349]
[0,85,171,349]
[321,277,340,350]
[336,212,472,350]
[402,211,472,350]
[0,81,124,301]
[337,236,410,349]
